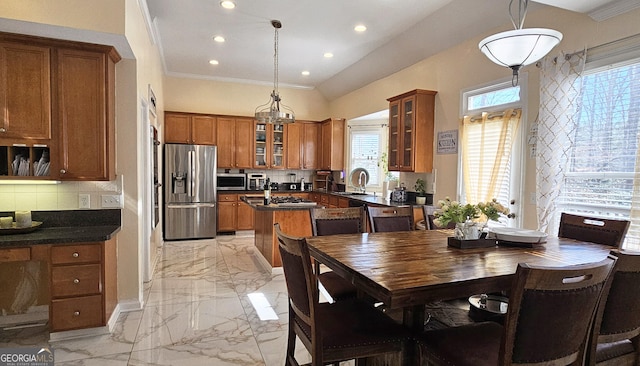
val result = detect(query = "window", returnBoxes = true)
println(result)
[348,127,385,188]
[460,78,526,227]
[556,60,640,251]
[558,61,640,219]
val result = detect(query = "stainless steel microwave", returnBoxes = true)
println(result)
[216,173,247,190]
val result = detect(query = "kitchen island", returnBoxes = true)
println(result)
[241,196,318,268]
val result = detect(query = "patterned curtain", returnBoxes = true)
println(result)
[461,109,521,204]
[536,52,585,234]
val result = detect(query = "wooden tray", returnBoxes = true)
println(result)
[0,221,43,235]
[447,237,497,249]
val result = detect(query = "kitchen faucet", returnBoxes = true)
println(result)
[358,170,366,193]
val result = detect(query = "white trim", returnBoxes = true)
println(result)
[139,0,158,45]
[588,0,640,21]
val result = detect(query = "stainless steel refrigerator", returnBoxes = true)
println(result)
[164,144,217,240]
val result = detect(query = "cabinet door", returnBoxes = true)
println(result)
[217,201,237,232]
[0,43,51,141]
[400,95,416,171]
[56,48,113,180]
[271,124,285,169]
[236,201,254,230]
[302,122,319,170]
[216,117,234,168]
[320,119,344,171]
[388,101,400,171]
[234,118,254,169]
[285,122,302,169]
[165,113,191,143]
[254,121,268,168]
[191,115,216,145]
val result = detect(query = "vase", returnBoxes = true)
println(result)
[416,196,426,205]
[382,181,389,200]
[455,221,480,240]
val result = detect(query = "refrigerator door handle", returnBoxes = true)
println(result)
[188,150,194,197]
[167,203,216,209]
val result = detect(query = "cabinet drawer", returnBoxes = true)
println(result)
[320,194,329,204]
[218,194,237,202]
[0,247,30,262]
[51,295,102,331]
[51,244,101,264]
[51,264,101,297]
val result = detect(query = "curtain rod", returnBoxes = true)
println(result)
[468,110,519,122]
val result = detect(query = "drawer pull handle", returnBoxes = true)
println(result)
[73,278,80,284]
[72,252,79,258]
[73,311,80,316]
[0,127,6,133]
[60,169,67,174]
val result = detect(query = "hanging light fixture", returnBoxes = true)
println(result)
[479,0,562,85]
[255,20,295,124]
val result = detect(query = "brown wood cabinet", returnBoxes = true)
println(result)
[217,193,254,232]
[165,112,216,145]
[286,121,320,170]
[216,117,253,169]
[387,89,437,172]
[0,42,51,141]
[0,239,118,333]
[56,47,118,180]
[254,122,285,169]
[320,118,345,171]
[49,239,117,332]
[0,34,120,181]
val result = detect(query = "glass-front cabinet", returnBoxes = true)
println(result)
[254,122,285,169]
[386,89,437,173]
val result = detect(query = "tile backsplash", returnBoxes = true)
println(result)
[0,175,123,211]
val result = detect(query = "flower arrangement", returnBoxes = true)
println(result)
[433,197,510,227]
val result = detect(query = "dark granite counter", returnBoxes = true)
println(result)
[240,196,321,211]
[316,190,435,209]
[0,209,121,247]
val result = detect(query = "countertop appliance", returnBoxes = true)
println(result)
[164,143,217,240]
[216,172,247,191]
[248,173,267,190]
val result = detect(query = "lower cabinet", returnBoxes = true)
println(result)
[49,239,117,332]
[217,193,254,232]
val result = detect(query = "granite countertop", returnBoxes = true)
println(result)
[0,209,121,247]
[316,190,434,208]
[240,196,322,211]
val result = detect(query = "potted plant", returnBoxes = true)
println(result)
[414,178,427,205]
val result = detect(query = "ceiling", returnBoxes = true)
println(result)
[144,0,633,101]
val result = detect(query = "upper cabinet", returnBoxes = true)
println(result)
[216,117,253,169]
[319,118,345,171]
[286,121,319,170]
[165,112,216,145]
[0,33,120,181]
[254,122,285,169]
[0,43,52,141]
[55,47,119,180]
[387,89,437,173]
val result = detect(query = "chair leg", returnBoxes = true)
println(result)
[286,310,297,366]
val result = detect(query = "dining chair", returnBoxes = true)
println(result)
[586,249,640,366]
[309,207,365,302]
[367,205,414,233]
[416,255,617,366]
[558,213,630,247]
[274,223,409,366]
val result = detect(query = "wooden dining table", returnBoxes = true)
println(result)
[306,229,612,333]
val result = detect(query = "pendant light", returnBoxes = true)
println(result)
[479,0,562,85]
[255,20,295,124]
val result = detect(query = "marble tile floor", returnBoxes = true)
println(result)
[0,233,355,365]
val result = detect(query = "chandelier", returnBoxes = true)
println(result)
[255,20,295,124]
[479,0,562,85]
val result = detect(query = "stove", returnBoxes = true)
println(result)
[270,196,317,207]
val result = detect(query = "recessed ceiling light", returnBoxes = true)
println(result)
[354,24,367,32]
[323,52,334,58]
[213,35,225,43]
[301,71,310,76]
[209,59,219,65]
[220,1,235,9]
